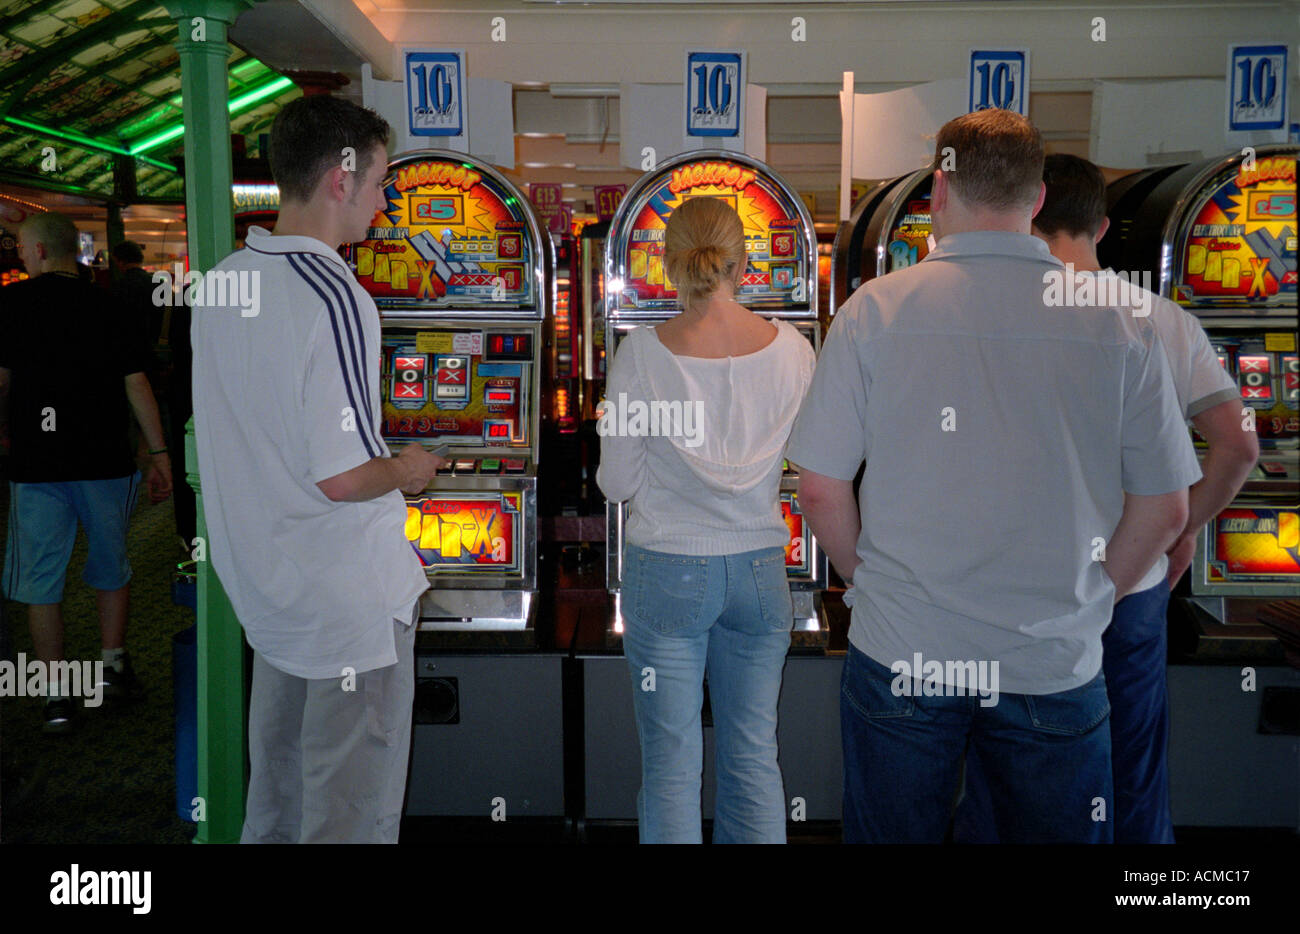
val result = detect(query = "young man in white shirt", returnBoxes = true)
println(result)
[955,154,1258,844]
[192,96,444,843]
[789,110,1201,843]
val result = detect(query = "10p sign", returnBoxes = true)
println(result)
[1227,44,1288,132]
[406,50,465,137]
[968,49,1029,116]
[685,50,745,138]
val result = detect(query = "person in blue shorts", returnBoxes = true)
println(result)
[0,211,172,732]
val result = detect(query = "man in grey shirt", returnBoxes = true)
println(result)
[788,109,1201,843]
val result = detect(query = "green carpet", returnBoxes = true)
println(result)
[1,466,197,844]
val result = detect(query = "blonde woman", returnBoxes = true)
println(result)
[597,197,815,843]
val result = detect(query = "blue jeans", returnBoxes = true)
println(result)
[621,543,793,844]
[842,644,1113,843]
[955,583,1173,844]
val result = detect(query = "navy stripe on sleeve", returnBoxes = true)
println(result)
[301,254,382,450]
[286,254,379,459]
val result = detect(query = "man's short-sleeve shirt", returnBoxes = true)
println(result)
[787,232,1201,695]
[191,227,427,679]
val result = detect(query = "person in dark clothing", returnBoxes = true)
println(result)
[0,212,172,732]
[112,240,194,550]
[111,240,162,362]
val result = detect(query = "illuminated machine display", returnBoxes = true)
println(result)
[1099,145,1298,654]
[347,150,549,634]
[830,168,933,316]
[1100,145,1299,831]
[602,151,827,640]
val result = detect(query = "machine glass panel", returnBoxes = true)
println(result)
[1167,153,1296,312]
[608,154,816,316]
[348,153,537,313]
[381,325,534,450]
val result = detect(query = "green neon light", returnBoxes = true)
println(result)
[118,58,271,138]
[128,76,294,156]
[2,115,177,172]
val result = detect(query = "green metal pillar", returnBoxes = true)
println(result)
[161,0,256,844]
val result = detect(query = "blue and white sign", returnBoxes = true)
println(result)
[406,50,465,137]
[685,50,745,138]
[1227,44,1288,132]
[968,49,1029,116]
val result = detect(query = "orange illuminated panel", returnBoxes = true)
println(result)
[1204,507,1300,584]
[781,492,812,577]
[404,491,523,576]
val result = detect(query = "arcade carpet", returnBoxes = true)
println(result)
[0,462,197,844]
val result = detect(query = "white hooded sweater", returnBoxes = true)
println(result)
[596,319,816,555]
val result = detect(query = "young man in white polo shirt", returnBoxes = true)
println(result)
[955,154,1258,844]
[192,96,443,843]
[788,110,1201,843]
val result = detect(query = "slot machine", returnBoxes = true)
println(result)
[346,150,549,638]
[602,152,828,644]
[346,150,568,820]
[1099,144,1298,651]
[1100,145,1299,830]
[829,168,933,316]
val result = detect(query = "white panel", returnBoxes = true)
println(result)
[849,78,965,179]
[1092,79,1287,168]
[620,83,686,170]
[467,78,516,169]
[744,83,766,162]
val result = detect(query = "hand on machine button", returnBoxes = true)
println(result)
[395,443,448,494]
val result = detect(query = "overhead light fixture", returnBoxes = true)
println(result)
[129,76,295,155]
[549,84,619,98]
[2,115,177,171]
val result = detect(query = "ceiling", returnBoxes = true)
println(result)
[0,0,299,203]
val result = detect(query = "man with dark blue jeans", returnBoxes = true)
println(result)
[789,111,1201,844]
[954,155,1257,844]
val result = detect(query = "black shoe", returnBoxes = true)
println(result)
[43,698,74,734]
[100,655,146,701]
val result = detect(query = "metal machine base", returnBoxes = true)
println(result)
[406,652,565,817]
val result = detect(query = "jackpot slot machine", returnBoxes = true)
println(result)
[1099,145,1299,648]
[829,168,933,315]
[1099,145,1299,830]
[602,152,828,643]
[346,151,549,636]
[347,150,567,820]
[583,152,841,824]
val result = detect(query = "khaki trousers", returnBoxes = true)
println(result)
[240,619,416,844]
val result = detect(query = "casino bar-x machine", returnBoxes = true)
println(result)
[830,167,933,315]
[602,152,828,641]
[348,150,566,819]
[1100,144,1298,829]
[583,151,841,825]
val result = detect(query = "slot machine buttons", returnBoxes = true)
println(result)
[1259,462,1289,478]
[454,459,477,474]
[436,459,454,476]
[502,458,527,475]
[479,459,502,475]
